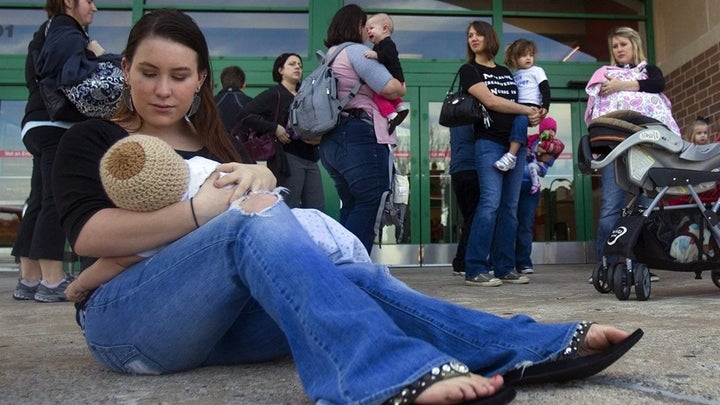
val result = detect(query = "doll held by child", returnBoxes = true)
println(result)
[526,117,564,194]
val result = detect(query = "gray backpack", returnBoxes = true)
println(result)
[289,43,362,141]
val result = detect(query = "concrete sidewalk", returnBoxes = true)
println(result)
[1,264,719,404]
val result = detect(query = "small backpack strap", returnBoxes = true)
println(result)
[374,145,396,246]
[325,42,363,107]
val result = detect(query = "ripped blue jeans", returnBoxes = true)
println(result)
[79,196,578,405]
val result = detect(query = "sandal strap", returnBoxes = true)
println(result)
[384,360,470,405]
[561,321,596,359]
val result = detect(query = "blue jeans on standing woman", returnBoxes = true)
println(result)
[596,164,628,259]
[516,179,541,271]
[77,199,578,404]
[466,139,526,280]
[320,117,390,253]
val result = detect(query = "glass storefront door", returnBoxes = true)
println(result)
[371,87,590,266]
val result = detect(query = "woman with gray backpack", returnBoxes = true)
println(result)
[318,5,406,253]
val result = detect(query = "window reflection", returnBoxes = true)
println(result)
[352,0,491,10]
[427,101,453,243]
[503,19,597,62]
[187,12,308,57]
[503,0,644,15]
[379,105,411,245]
[147,0,307,5]
[0,10,47,55]
[87,11,132,55]
[504,19,646,62]
[382,16,490,60]
[0,101,31,205]
[0,10,130,55]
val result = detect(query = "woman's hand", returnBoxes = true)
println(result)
[275,124,292,144]
[216,162,277,199]
[601,74,639,96]
[190,163,275,225]
[65,279,91,303]
[527,106,542,126]
[87,40,106,56]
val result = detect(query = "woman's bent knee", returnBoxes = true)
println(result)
[231,188,284,215]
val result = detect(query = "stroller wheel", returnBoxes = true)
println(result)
[613,263,631,301]
[712,270,720,289]
[633,263,651,301]
[592,263,612,293]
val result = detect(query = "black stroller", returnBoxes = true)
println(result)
[578,110,720,300]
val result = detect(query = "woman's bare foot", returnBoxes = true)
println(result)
[579,324,631,356]
[414,373,504,404]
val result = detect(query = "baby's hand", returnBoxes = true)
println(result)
[65,279,89,303]
[364,50,378,60]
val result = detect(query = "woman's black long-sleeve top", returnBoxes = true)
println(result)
[235,84,318,162]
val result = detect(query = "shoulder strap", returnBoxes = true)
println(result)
[321,42,355,65]
[44,18,53,37]
[273,87,281,122]
[322,43,363,104]
[374,145,396,243]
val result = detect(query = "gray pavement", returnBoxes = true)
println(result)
[1,262,719,404]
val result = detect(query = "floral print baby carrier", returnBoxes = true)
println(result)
[585,62,680,135]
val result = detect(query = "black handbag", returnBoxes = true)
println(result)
[38,81,70,121]
[231,88,281,161]
[439,65,490,128]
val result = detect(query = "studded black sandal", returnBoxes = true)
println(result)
[384,361,516,405]
[503,323,644,386]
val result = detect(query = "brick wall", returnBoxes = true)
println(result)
[664,43,720,139]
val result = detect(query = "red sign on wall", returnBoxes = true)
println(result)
[0,151,31,158]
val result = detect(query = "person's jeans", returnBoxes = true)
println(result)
[451,170,479,272]
[509,115,529,146]
[596,164,651,260]
[466,139,525,279]
[516,180,541,270]
[79,200,577,404]
[320,117,391,253]
[281,152,325,211]
[596,164,628,259]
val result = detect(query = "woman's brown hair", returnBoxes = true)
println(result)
[504,39,537,70]
[45,0,75,18]
[465,20,499,63]
[324,4,367,47]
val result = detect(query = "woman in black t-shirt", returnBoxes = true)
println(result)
[459,21,542,288]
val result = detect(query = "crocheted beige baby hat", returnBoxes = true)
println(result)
[100,134,189,212]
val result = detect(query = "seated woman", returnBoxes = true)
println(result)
[53,8,642,405]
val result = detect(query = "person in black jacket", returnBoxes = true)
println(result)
[12,0,109,303]
[235,53,325,210]
[214,65,253,134]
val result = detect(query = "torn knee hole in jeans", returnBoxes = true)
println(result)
[230,187,287,216]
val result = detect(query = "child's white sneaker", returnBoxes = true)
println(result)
[494,153,517,171]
